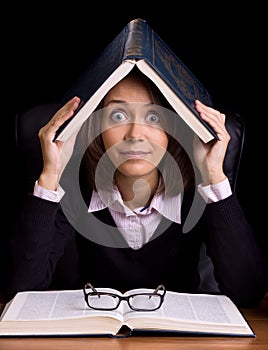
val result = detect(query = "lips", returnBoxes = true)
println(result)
[120,151,151,159]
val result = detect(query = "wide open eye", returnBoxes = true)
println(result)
[145,111,161,124]
[110,110,128,123]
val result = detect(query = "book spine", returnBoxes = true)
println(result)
[123,19,153,61]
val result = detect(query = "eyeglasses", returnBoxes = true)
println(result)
[83,282,166,312]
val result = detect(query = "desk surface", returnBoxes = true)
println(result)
[0,293,267,350]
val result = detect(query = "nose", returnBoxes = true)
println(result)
[124,122,145,141]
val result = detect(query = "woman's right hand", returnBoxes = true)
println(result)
[37,96,81,190]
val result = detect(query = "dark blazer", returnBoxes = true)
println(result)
[8,187,268,308]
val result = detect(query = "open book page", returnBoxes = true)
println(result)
[0,289,126,336]
[1,289,125,322]
[123,291,254,336]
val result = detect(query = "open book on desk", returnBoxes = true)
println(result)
[56,18,217,144]
[0,288,254,337]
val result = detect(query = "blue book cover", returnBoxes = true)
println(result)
[57,18,217,142]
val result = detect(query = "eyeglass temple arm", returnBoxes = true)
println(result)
[84,282,99,294]
[84,282,166,298]
[150,284,166,298]
[153,284,166,295]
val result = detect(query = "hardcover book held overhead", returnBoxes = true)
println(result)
[56,18,217,143]
[0,288,255,337]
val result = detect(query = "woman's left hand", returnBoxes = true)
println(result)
[193,100,230,185]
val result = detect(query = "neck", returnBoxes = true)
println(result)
[115,170,159,210]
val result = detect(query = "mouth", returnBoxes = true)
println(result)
[120,151,151,159]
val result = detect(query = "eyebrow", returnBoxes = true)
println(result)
[105,100,126,106]
[105,100,154,107]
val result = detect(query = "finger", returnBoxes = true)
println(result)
[195,101,228,134]
[42,97,81,134]
[195,100,224,122]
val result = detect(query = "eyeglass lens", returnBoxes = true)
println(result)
[129,294,162,310]
[87,293,162,311]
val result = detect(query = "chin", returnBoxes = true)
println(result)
[117,161,156,177]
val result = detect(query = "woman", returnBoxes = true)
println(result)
[9,69,268,307]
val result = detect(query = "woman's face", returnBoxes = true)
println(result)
[101,75,169,180]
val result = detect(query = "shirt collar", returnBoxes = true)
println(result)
[88,185,181,224]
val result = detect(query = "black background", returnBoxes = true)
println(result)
[5,3,267,260]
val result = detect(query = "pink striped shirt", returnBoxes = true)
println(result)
[34,178,232,250]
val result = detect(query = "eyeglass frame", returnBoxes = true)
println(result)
[83,282,166,312]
